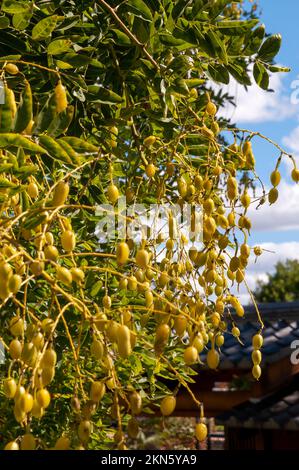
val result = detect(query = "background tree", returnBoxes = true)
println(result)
[0,0,295,451]
[255,259,299,303]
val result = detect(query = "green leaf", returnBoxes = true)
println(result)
[12,11,32,30]
[192,0,205,17]
[172,0,193,19]
[192,28,216,57]
[1,0,30,13]
[243,24,265,55]
[32,15,58,41]
[48,39,72,55]
[207,63,230,84]
[87,85,123,104]
[62,52,92,67]
[207,30,228,64]
[0,31,27,52]
[227,63,251,86]
[253,62,269,90]
[0,16,10,29]
[159,33,185,46]
[209,0,240,19]
[110,29,132,45]
[125,0,152,22]
[258,34,281,62]
[216,19,259,35]
[267,65,290,73]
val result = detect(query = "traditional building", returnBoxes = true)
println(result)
[175,302,299,449]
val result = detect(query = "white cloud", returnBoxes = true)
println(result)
[282,126,299,154]
[246,180,299,232]
[214,71,296,124]
[232,241,299,304]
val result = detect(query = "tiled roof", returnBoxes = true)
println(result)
[203,302,299,370]
[216,376,299,430]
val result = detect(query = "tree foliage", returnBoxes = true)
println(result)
[0,0,294,451]
[255,259,299,303]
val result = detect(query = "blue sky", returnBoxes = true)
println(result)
[221,0,299,302]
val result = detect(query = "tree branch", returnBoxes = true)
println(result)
[97,0,160,71]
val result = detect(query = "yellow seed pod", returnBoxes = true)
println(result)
[195,422,207,442]
[54,437,71,450]
[19,392,34,413]
[106,184,119,204]
[9,338,22,359]
[246,150,255,168]
[203,198,215,215]
[4,441,19,450]
[194,174,203,190]
[56,266,72,285]
[5,63,19,75]
[27,182,39,199]
[128,275,138,291]
[229,256,240,272]
[236,269,245,284]
[61,230,76,252]
[291,168,299,183]
[192,335,204,353]
[29,259,44,276]
[145,163,157,178]
[78,420,92,443]
[218,235,229,250]
[40,366,55,387]
[204,216,216,235]
[20,434,36,451]
[70,267,85,284]
[55,81,68,113]
[160,395,176,416]
[4,378,17,399]
[217,214,229,229]
[227,211,235,227]
[143,135,156,147]
[242,141,252,156]
[173,314,187,336]
[36,388,51,408]
[252,333,263,349]
[52,181,69,207]
[177,176,188,198]
[90,381,106,403]
[116,242,130,265]
[9,316,24,337]
[8,274,22,294]
[268,187,279,205]
[184,346,198,365]
[270,169,281,187]
[253,246,263,257]
[201,126,214,139]
[240,243,250,258]
[252,364,261,380]
[216,334,225,347]
[44,245,59,261]
[135,248,149,269]
[232,326,240,338]
[206,101,217,116]
[127,417,139,439]
[251,349,262,365]
[31,399,44,419]
[240,191,251,208]
[41,348,57,368]
[154,323,170,354]
[130,391,142,415]
[207,348,220,369]
[103,294,112,309]
[90,338,104,359]
[117,324,132,358]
